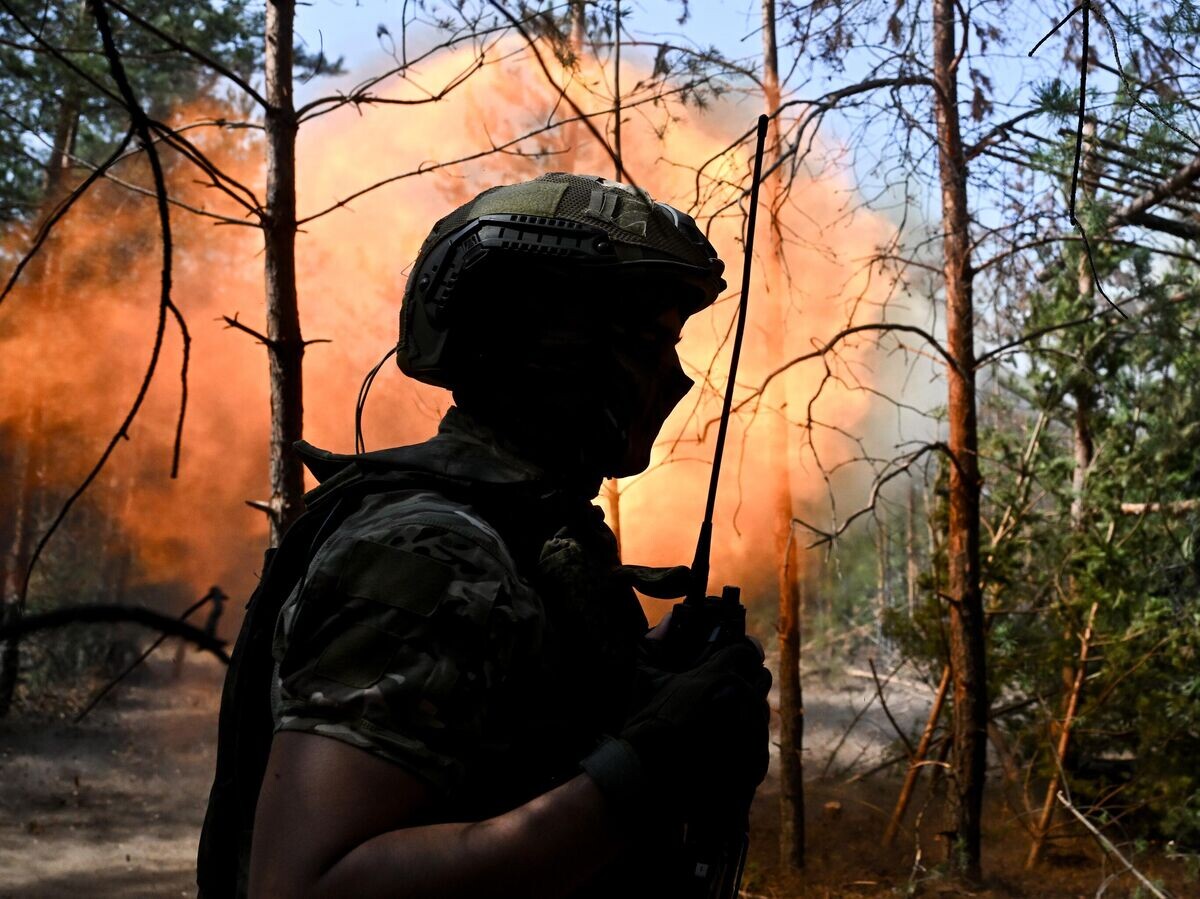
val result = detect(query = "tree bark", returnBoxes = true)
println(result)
[264,0,306,545]
[931,0,987,880]
[761,0,805,869]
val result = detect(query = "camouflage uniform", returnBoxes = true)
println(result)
[271,407,661,883]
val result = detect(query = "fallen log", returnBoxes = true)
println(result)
[0,604,230,664]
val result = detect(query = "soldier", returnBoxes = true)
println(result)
[201,174,770,898]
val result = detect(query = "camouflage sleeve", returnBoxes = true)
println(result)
[271,488,540,796]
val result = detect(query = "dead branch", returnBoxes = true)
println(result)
[883,665,951,846]
[296,79,712,225]
[1054,792,1173,899]
[691,76,939,219]
[73,587,225,721]
[1027,601,1099,868]
[849,693,1041,784]
[791,443,954,548]
[1124,211,1200,242]
[222,313,273,346]
[1107,158,1200,231]
[294,4,561,120]
[0,604,229,664]
[868,657,916,758]
[298,47,487,123]
[974,292,1145,369]
[820,658,906,779]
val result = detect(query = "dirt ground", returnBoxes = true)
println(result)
[0,653,1194,898]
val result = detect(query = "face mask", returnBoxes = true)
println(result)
[456,301,695,480]
[606,342,693,476]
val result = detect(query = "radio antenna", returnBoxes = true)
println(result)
[689,114,771,603]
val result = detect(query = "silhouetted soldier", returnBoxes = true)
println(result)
[199,174,771,898]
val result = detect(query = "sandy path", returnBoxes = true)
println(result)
[0,656,221,899]
[0,650,938,898]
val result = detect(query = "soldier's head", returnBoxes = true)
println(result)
[397,173,725,480]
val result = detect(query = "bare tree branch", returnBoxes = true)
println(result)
[0,129,135,308]
[487,0,638,189]
[20,0,190,623]
[103,0,267,107]
[724,322,960,429]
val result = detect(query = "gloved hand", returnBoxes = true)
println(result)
[580,637,771,825]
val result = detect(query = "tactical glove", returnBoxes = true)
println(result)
[580,637,771,826]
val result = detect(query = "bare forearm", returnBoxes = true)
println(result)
[310,774,621,899]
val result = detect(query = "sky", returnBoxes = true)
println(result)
[293,0,764,98]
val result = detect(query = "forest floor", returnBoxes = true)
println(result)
[0,652,1195,898]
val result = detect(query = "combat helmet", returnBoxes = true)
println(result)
[397,173,726,388]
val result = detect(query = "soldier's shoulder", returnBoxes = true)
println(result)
[318,485,518,581]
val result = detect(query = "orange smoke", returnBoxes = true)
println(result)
[0,41,891,628]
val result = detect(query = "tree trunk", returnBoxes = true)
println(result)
[1065,120,1098,701]
[906,487,919,618]
[0,90,81,717]
[761,0,805,869]
[875,517,889,647]
[778,539,805,868]
[931,0,987,880]
[264,0,306,545]
[0,427,36,716]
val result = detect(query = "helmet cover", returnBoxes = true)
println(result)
[396,173,726,388]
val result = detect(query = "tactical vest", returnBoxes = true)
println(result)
[196,441,653,898]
